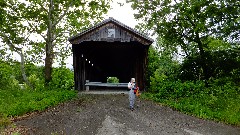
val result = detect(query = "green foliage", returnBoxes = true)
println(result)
[49,67,74,90]
[143,81,240,125]
[107,77,119,83]
[1,61,75,91]
[0,88,77,127]
[132,0,240,126]
[207,38,231,51]
[0,61,21,90]
[22,0,111,82]
[0,61,13,89]
[8,62,45,90]
[25,74,45,90]
[130,0,240,45]
[145,45,240,125]
[0,61,77,128]
[13,63,45,85]
[146,46,160,88]
[150,79,205,99]
[0,0,112,84]
[130,0,240,80]
[179,49,240,82]
[144,38,240,126]
[0,114,11,128]
[146,39,180,89]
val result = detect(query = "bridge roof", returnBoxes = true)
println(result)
[68,17,154,45]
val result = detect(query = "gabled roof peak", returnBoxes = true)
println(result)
[68,17,154,44]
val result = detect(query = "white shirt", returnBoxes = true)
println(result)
[128,82,135,90]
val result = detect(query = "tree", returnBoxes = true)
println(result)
[129,0,240,81]
[1,0,111,85]
[146,37,180,89]
[25,0,111,84]
[0,0,33,87]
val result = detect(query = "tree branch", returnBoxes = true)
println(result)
[0,29,33,89]
[0,30,21,53]
[27,21,47,41]
[52,1,73,28]
[39,2,48,13]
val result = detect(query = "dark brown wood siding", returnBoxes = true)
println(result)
[70,23,152,46]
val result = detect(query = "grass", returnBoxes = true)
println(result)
[0,88,77,128]
[141,88,240,126]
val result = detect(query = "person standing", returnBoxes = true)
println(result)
[128,78,136,111]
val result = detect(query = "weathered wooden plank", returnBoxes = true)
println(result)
[70,22,152,45]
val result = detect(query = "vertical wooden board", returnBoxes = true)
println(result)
[97,30,100,41]
[115,27,120,38]
[83,59,86,90]
[73,46,77,90]
[121,29,125,42]
[80,56,83,91]
[99,28,103,40]
[76,47,80,90]
[77,54,81,91]
[102,27,107,39]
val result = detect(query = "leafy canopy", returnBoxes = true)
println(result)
[130,0,240,54]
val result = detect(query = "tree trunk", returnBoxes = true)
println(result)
[0,30,33,88]
[45,48,53,84]
[196,36,210,86]
[45,0,54,85]
[19,51,29,85]
[18,49,33,88]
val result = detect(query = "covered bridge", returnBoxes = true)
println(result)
[68,17,153,91]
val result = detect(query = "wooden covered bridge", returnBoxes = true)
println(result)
[68,17,153,91]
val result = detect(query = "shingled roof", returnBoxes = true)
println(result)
[68,17,154,43]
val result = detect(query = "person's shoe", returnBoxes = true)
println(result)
[130,107,133,111]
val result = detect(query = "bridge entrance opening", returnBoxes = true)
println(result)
[69,18,153,91]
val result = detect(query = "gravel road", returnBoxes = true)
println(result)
[3,92,240,135]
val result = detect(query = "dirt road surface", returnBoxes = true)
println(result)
[3,93,240,135]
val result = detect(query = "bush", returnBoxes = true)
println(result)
[107,77,119,83]
[179,50,240,82]
[0,113,11,128]
[150,72,205,99]
[24,74,45,90]
[49,67,74,90]
[0,61,21,90]
[0,62,77,128]
[145,80,240,125]
[0,88,77,127]
[144,38,240,125]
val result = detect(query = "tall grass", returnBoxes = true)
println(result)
[0,89,77,116]
[142,81,240,126]
[0,89,77,127]
[0,62,77,128]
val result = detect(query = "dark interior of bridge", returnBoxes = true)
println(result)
[73,41,148,83]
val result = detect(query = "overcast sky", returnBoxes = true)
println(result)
[104,1,139,28]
